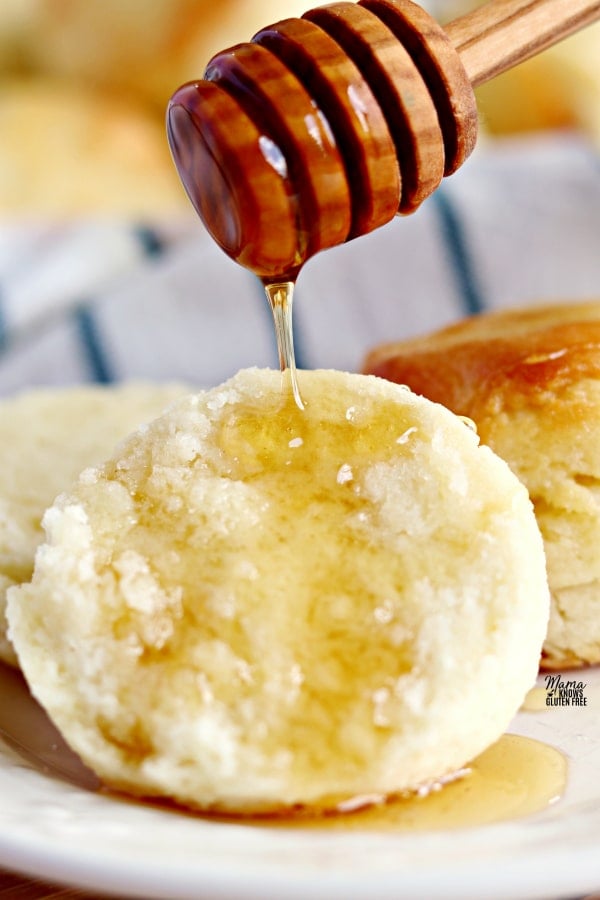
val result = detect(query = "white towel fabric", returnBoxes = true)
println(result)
[0,133,599,397]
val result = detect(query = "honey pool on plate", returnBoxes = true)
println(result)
[0,662,566,832]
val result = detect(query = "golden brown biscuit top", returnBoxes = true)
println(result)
[364,301,600,419]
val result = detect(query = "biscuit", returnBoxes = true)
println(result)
[0,0,312,110]
[0,382,187,666]
[8,368,548,814]
[364,300,600,669]
[0,79,186,216]
[0,0,310,215]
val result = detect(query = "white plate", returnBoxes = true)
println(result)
[0,661,599,900]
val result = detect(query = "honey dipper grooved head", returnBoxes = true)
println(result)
[167,0,477,280]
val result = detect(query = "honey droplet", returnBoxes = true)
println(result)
[264,281,304,410]
[459,415,478,434]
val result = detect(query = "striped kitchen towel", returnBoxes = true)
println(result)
[0,132,599,396]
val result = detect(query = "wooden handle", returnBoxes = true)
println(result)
[446,0,600,87]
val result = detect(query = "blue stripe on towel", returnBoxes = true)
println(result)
[0,295,6,353]
[133,225,166,258]
[432,189,486,317]
[74,304,113,384]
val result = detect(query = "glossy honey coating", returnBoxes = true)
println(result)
[167,0,477,280]
[8,369,548,814]
[364,300,600,669]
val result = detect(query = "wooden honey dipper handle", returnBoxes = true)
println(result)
[167,0,600,283]
[446,0,600,87]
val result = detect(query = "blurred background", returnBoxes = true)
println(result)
[0,0,598,395]
[0,0,598,219]
[0,0,311,217]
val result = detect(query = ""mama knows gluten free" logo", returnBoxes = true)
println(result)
[544,674,587,707]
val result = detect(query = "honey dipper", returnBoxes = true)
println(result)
[167,0,600,283]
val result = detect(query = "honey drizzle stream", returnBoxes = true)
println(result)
[264,282,304,410]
